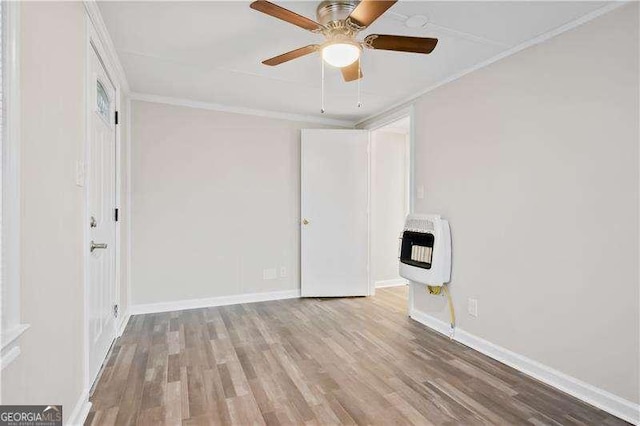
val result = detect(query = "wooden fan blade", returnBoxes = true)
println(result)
[348,0,397,27]
[365,34,438,54]
[250,0,322,32]
[262,45,319,66]
[341,61,363,82]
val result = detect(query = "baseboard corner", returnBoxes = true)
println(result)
[67,389,91,426]
[116,310,131,337]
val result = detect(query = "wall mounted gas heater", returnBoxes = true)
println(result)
[399,214,451,286]
[399,214,455,336]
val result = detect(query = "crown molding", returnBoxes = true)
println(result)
[83,1,130,94]
[84,0,627,128]
[356,1,629,128]
[129,92,355,127]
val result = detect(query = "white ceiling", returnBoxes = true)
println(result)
[98,1,610,123]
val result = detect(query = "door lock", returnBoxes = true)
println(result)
[90,216,97,228]
[302,218,310,225]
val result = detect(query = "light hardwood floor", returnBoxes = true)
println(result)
[86,286,628,425]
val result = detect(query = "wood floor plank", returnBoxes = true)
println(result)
[165,380,182,426]
[87,287,629,425]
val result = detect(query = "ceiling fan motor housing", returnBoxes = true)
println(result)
[316,1,358,26]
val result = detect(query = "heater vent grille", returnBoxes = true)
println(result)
[405,218,434,233]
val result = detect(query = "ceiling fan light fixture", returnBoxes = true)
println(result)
[321,42,361,67]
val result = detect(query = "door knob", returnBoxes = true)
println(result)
[90,241,108,252]
[302,218,310,225]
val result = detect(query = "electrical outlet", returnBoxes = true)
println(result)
[263,268,277,280]
[416,184,425,199]
[279,267,287,278]
[468,298,478,317]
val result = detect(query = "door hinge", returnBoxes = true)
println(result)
[115,110,119,125]
[114,208,119,222]
[113,304,119,318]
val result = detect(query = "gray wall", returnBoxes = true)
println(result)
[411,4,639,403]
[131,101,327,305]
[1,2,86,419]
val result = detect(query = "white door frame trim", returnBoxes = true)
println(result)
[83,15,123,394]
[83,1,130,95]
[124,95,133,334]
[84,0,131,337]
[359,106,415,298]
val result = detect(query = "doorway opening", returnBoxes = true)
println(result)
[369,115,412,306]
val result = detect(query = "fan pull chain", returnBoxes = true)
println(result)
[320,59,325,114]
[357,56,362,108]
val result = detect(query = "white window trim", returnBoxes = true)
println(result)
[1,0,29,370]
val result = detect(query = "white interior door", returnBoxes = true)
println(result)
[301,129,369,297]
[87,45,117,384]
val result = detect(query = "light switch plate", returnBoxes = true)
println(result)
[416,184,425,199]
[279,267,287,278]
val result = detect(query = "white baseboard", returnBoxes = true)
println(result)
[116,310,130,337]
[66,389,92,426]
[410,307,454,337]
[375,278,408,288]
[1,324,31,370]
[0,346,21,371]
[130,289,301,315]
[409,308,640,425]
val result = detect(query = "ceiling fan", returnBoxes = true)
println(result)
[250,0,439,82]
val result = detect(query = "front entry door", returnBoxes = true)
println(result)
[301,129,370,297]
[87,44,117,384]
